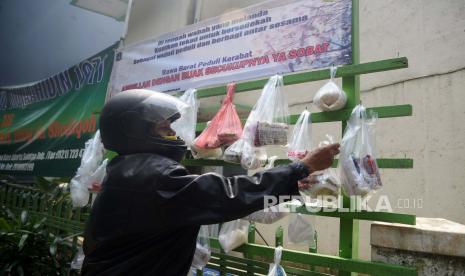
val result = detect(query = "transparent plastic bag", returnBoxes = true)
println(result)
[240,140,267,170]
[287,110,312,161]
[244,74,289,147]
[339,105,382,196]
[70,246,85,270]
[171,88,198,148]
[223,138,244,163]
[313,65,347,111]
[299,171,339,198]
[298,135,340,197]
[218,219,249,253]
[70,131,107,207]
[194,83,242,149]
[191,225,211,270]
[288,213,315,246]
[244,203,288,224]
[232,75,288,169]
[267,246,287,276]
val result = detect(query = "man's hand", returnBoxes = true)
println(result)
[301,143,340,172]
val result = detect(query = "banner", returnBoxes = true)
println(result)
[0,43,117,177]
[109,0,352,96]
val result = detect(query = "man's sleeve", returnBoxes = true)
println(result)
[153,162,309,227]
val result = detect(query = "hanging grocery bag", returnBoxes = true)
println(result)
[70,131,108,207]
[194,83,242,149]
[267,246,287,276]
[218,219,249,253]
[225,75,289,169]
[288,213,315,247]
[298,135,340,198]
[240,140,268,170]
[313,65,347,111]
[287,110,312,161]
[339,105,382,196]
[244,203,288,224]
[171,88,198,148]
[191,225,211,270]
[245,75,289,147]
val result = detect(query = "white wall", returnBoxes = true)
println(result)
[124,0,465,260]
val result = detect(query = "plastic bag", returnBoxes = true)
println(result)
[218,219,249,253]
[267,246,287,276]
[313,65,347,111]
[191,136,223,159]
[287,110,312,161]
[244,203,288,224]
[171,88,198,148]
[70,131,108,207]
[339,105,382,196]
[194,83,242,149]
[244,74,289,147]
[227,75,288,169]
[298,135,340,197]
[240,140,267,170]
[223,138,244,163]
[299,171,339,198]
[288,213,315,246]
[70,246,85,270]
[223,141,271,169]
[191,225,211,270]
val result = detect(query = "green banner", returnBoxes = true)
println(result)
[0,43,118,177]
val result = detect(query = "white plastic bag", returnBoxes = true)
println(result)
[267,246,287,276]
[300,171,339,198]
[191,225,211,270]
[227,75,289,169]
[70,246,85,270]
[244,203,288,224]
[240,140,267,170]
[218,219,249,253]
[70,131,108,207]
[339,105,382,196]
[298,135,340,198]
[247,75,289,147]
[288,213,315,246]
[287,110,312,161]
[313,65,347,111]
[171,88,198,148]
[223,138,244,164]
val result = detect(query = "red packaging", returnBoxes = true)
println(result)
[194,83,242,149]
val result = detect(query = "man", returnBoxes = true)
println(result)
[82,89,339,275]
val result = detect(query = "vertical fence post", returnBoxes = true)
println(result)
[275,226,283,247]
[246,222,256,275]
[339,1,360,275]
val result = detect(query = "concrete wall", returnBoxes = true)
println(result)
[124,0,465,260]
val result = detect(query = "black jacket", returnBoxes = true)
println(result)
[82,153,309,275]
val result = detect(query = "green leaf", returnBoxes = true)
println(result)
[33,217,47,230]
[0,217,12,231]
[50,237,61,256]
[35,177,55,193]
[18,234,28,251]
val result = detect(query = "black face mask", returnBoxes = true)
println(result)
[145,131,187,163]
